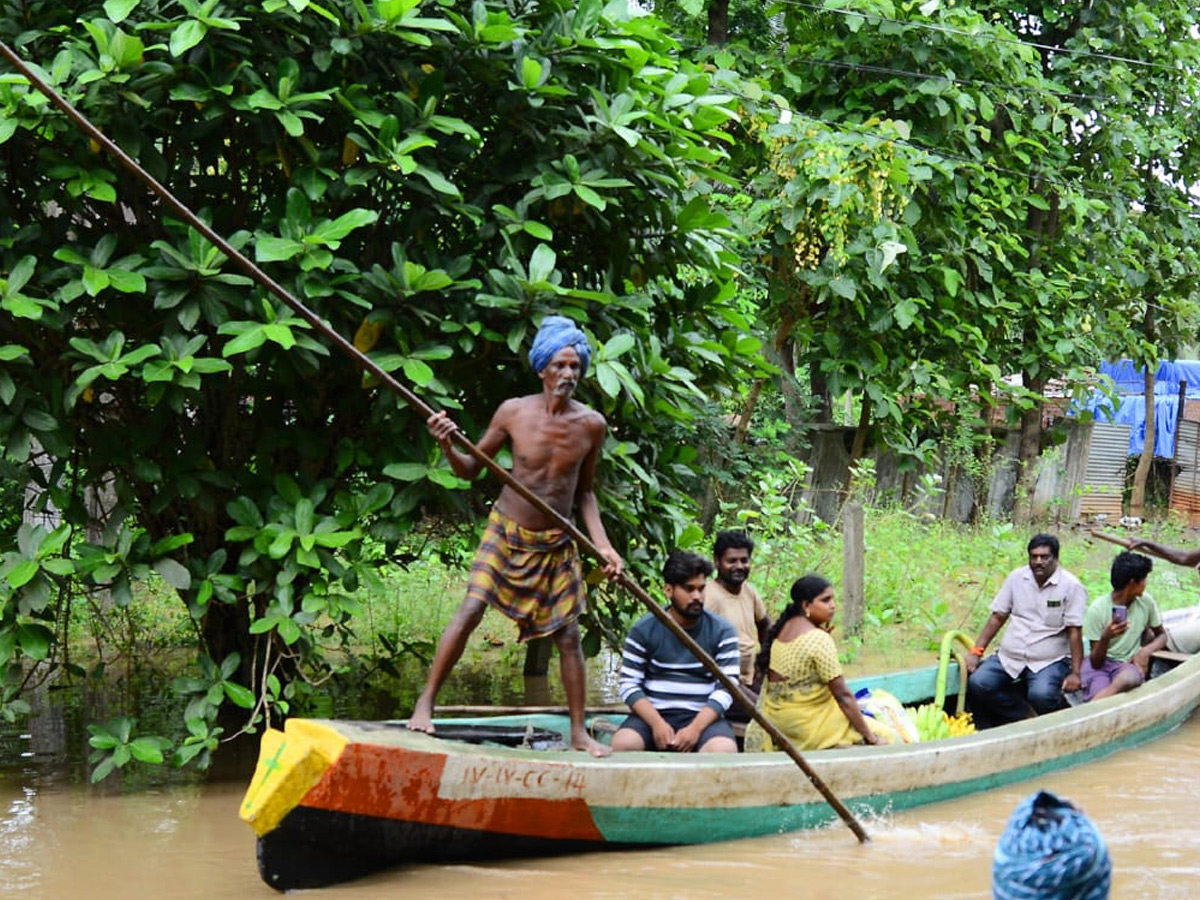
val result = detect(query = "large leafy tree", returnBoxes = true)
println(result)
[686,0,1198,516]
[948,0,1200,518]
[696,1,1101,498]
[1026,0,1200,514]
[0,0,767,765]
[778,0,1200,514]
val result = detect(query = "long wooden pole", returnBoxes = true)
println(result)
[0,40,869,842]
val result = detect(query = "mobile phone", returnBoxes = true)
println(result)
[1112,606,1128,624]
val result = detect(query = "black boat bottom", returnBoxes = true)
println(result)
[257,806,643,891]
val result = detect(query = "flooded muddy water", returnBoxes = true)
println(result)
[3,708,1198,899]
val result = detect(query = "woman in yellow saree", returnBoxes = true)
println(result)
[745,575,884,751]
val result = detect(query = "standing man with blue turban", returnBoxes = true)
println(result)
[408,315,623,756]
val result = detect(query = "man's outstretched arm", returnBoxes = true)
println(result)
[1129,539,1200,568]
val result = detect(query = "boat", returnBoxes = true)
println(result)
[239,640,1200,891]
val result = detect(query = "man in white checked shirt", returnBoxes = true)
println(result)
[611,550,741,753]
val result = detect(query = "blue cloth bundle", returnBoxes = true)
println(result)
[993,790,1111,900]
[528,315,591,375]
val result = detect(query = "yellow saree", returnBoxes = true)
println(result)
[744,629,861,752]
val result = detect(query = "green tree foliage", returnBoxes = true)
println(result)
[1018,0,1200,513]
[741,3,1099,443]
[0,0,769,768]
[691,0,1198,508]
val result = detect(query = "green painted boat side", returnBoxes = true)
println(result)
[846,663,958,705]
[421,655,1200,845]
[585,696,1195,843]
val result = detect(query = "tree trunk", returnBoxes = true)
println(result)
[768,333,809,456]
[1130,308,1157,516]
[845,389,871,497]
[706,0,729,44]
[701,378,765,530]
[1012,372,1044,525]
[523,636,554,677]
[201,596,263,685]
[699,477,719,533]
[841,501,865,637]
[734,379,763,445]
[1129,366,1155,517]
[1013,162,1056,525]
[807,357,832,424]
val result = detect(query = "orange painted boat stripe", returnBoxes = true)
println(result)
[301,744,604,841]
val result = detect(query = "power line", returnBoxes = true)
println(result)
[773,0,1199,75]
[790,56,1100,105]
[683,36,1189,113]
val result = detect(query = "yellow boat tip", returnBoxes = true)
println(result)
[239,721,349,837]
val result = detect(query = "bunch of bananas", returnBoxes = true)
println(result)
[911,703,949,741]
[946,710,976,737]
[910,704,977,741]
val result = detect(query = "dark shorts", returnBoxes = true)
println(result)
[617,708,735,751]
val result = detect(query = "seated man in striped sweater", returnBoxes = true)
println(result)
[611,550,741,753]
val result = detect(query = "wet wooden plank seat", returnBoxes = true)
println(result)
[1151,650,1191,668]
[1149,650,1192,679]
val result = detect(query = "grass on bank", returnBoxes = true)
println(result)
[67,510,1200,705]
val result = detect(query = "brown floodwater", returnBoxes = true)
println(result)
[3,709,1198,899]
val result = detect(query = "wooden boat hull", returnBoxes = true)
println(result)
[242,654,1200,891]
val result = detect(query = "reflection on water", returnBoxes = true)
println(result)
[1,712,1198,898]
[0,648,625,790]
[0,779,255,899]
[0,663,223,792]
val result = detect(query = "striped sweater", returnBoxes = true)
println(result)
[618,610,740,715]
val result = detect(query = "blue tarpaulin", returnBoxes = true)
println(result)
[1078,360,1200,457]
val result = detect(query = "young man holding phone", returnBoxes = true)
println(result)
[1080,551,1168,702]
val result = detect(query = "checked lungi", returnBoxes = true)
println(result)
[466,508,587,641]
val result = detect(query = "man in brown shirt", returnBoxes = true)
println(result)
[704,529,770,700]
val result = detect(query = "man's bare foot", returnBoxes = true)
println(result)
[571,729,612,758]
[406,697,436,734]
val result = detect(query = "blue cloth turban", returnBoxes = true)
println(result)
[528,315,591,376]
[993,790,1111,900]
